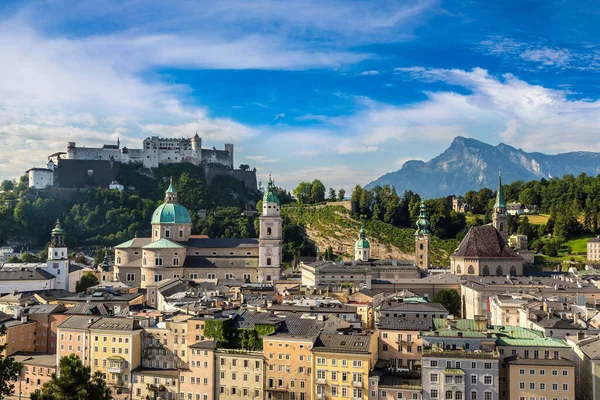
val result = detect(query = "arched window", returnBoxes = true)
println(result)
[143,257,147,266]
[267,227,272,236]
[173,258,179,266]
[116,256,121,264]
[446,390,453,400]
[165,230,170,238]
[456,265,462,274]
[179,230,183,238]
[154,230,158,238]
[455,391,463,400]
[510,266,517,276]
[496,265,503,276]
[419,243,424,250]
[155,258,163,266]
[482,265,490,276]
[468,265,474,274]
[499,222,504,232]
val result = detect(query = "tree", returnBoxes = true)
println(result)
[31,354,112,400]
[309,180,326,204]
[75,272,99,293]
[350,185,362,213]
[0,180,13,192]
[337,188,346,201]
[0,325,22,398]
[238,164,250,171]
[328,188,336,202]
[432,289,461,317]
[293,182,312,204]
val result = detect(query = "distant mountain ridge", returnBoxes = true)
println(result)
[367,136,600,198]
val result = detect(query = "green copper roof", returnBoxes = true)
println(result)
[115,238,135,249]
[99,252,110,272]
[51,220,65,235]
[143,238,185,249]
[151,203,192,224]
[263,175,280,205]
[494,173,506,208]
[415,201,431,236]
[355,226,370,249]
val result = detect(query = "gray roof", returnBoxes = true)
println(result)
[89,317,141,331]
[59,292,143,303]
[0,267,55,282]
[576,336,600,360]
[183,256,258,269]
[12,352,57,367]
[65,303,109,315]
[268,304,358,314]
[230,310,283,330]
[378,317,434,331]
[189,341,216,349]
[588,236,600,243]
[58,315,102,330]
[24,304,66,315]
[185,238,259,248]
[505,356,575,367]
[314,334,372,354]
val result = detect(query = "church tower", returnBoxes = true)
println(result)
[258,175,282,282]
[415,200,431,271]
[47,220,69,291]
[492,173,508,243]
[354,227,370,261]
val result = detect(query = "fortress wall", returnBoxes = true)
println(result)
[55,159,120,188]
[204,165,257,190]
[201,149,232,168]
[69,147,121,161]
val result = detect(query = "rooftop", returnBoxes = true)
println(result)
[58,316,103,330]
[89,317,141,331]
[423,349,499,359]
[505,356,575,367]
[313,334,372,354]
[453,225,521,259]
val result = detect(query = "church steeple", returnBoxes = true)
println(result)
[165,178,178,203]
[415,200,431,236]
[415,200,431,271]
[493,172,508,243]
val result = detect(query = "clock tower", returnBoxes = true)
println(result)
[258,175,282,282]
[46,220,70,291]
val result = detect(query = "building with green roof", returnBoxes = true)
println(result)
[415,201,431,271]
[354,226,371,261]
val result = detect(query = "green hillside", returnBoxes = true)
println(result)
[282,204,459,266]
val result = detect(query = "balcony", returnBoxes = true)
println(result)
[107,366,123,374]
[352,397,363,400]
[266,385,288,392]
[316,394,326,400]
[352,381,363,388]
[316,378,326,384]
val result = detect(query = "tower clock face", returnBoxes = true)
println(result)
[265,247,273,256]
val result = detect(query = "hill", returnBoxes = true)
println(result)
[281,205,459,266]
[367,136,600,198]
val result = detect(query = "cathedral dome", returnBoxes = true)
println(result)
[151,203,192,224]
[151,180,192,225]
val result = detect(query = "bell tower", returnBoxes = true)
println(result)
[493,172,508,243]
[258,175,282,282]
[415,201,431,271]
[47,220,70,291]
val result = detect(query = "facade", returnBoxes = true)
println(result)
[421,350,500,400]
[27,167,54,189]
[56,316,101,366]
[89,317,143,398]
[567,334,600,400]
[377,318,430,371]
[0,317,36,356]
[215,349,264,400]
[13,353,57,398]
[114,178,282,289]
[587,236,600,262]
[451,197,469,214]
[505,356,575,400]
[24,304,69,354]
[180,341,215,400]
[312,333,378,400]
[415,201,431,271]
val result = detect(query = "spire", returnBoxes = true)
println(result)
[165,178,178,203]
[359,226,366,240]
[494,172,506,208]
[415,200,431,236]
[52,219,65,235]
[117,135,120,148]
[263,174,280,205]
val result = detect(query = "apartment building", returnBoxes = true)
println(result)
[312,333,378,400]
[89,317,142,398]
[132,368,180,400]
[56,316,101,366]
[0,317,36,356]
[421,350,500,400]
[377,318,431,371]
[369,371,422,400]
[505,356,575,400]
[216,349,264,400]
[12,353,57,398]
[180,341,216,400]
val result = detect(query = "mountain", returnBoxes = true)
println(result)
[367,136,600,198]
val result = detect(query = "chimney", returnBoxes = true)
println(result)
[21,315,27,323]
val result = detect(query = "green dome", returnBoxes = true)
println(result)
[151,203,192,224]
[355,226,370,249]
[263,175,280,205]
[52,220,65,235]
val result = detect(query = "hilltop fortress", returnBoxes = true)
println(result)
[28,134,257,190]
[63,134,233,169]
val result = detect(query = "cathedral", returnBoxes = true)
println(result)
[113,176,282,287]
[450,174,524,276]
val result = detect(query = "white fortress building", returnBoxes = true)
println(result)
[64,133,234,169]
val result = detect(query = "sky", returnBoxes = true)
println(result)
[1,0,600,191]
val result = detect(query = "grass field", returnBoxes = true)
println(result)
[563,234,597,253]
[520,214,550,225]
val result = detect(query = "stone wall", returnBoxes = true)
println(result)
[55,159,120,188]
[204,165,257,190]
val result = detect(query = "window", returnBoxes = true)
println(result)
[126,273,135,281]
[483,376,492,385]
[154,274,163,282]
[484,393,492,400]
[430,373,439,383]
[552,370,558,376]
[445,390,453,400]
[471,391,477,400]
[267,258,272,266]
[562,370,568,376]
[552,384,558,391]
[540,383,546,390]
[155,258,163,266]
[471,375,477,384]
[519,369,525,375]
[529,383,535,390]
[562,384,568,391]
[484,363,492,370]
[529,369,535,375]
[431,360,438,367]
[431,389,438,399]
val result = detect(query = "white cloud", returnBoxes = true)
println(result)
[246,155,280,163]
[360,70,380,75]
[520,48,571,67]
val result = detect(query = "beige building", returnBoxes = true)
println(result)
[588,236,600,262]
[56,316,101,367]
[180,341,215,400]
[215,349,264,400]
[377,318,429,371]
[13,353,57,398]
[89,317,143,399]
[489,295,527,327]
[114,178,282,288]
[567,334,600,400]
[131,368,180,400]
[505,356,575,400]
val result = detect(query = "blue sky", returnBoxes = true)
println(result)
[1,0,600,191]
